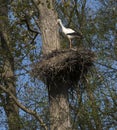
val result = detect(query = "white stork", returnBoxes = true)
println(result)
[57,19,83,48]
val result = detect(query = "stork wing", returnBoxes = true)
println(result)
[67,31,83,38]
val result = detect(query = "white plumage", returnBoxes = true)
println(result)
[57,19,83,48]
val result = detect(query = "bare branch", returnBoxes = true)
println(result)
[20,17,41,34]
[95,61,117,71]
[30,33,38,44]
[0,85,48,130]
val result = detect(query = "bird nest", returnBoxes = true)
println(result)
[32,48,95,87]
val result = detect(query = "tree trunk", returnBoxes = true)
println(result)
[36,0,60,54]
[0,0,21,129]
[49,83,71,130]
[1,60,21,130]
[35,0,71,129]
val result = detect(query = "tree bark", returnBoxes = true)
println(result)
[0,0,21,129]
[36,0,60,55]
[35,0,71,129]
[49,83,71,130]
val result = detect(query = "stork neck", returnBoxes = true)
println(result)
[59,21,66,30]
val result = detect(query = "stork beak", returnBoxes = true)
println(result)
[56,20,59,25]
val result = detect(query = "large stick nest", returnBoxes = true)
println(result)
[32,49,95,86]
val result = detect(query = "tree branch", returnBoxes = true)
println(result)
[30,32,38,44]
[21,17,41,34]
[95,61,117,71]
[0,85,48,130]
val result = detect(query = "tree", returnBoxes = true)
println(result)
[0,0,21,129]
[32,0,94,130]
[57,0,117,129]
[33,0,71,129]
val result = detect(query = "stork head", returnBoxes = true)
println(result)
[57,19,62,25]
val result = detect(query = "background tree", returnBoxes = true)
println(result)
[0,0,21,129]
[57,0,117,129]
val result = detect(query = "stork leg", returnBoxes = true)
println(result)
[69,39,72,48]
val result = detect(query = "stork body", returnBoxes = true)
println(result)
[57,19,83,48]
